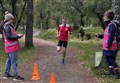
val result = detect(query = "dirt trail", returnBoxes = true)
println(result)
[0,30,100,83]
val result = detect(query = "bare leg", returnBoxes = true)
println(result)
[63,47,67,59]
[62,47,67,64]
[57,46,61,52]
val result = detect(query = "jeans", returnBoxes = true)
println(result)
[4,51,18,78]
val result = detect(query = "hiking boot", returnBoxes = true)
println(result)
[113,73,120,79]
[113,68,120,79]
[61,59,65,64]
[3,74,14,80]
[13,75,25,81]
[104,70,114,76]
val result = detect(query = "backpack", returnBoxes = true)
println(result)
[116,24,120,42]
[111,20,120,42]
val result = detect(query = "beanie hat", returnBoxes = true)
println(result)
[4,12,14,21]
[103,10,114,22]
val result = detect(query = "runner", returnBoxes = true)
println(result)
[57,17,72,64]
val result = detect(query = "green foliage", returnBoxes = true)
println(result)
[85,27,103,33]
[38,28,57,40]
[73,24,79,30]
[72,27,103,40]
[0,40,6,73]
[80,0,110,25]
[84,27,103,40]
[85,33,92,40]
[0,0,112,30]
[71,30,79,38]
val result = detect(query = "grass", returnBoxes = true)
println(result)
[0,39,6,74]
[69,39,102,68]
[0,38,36,74]
[69,39,120,83]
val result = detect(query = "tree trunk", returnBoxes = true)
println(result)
[0,21,4,41]
[92,9,105,30]
[39,11,43,32]
[0,0,6,14]
[56,16,60,26]
[15,0,27,30]
[39,1,43,31]
[25,0,34,47]
[80,14,84,27]
[11,0,17,25]
[112,0,120,23]
[45,10,50,29]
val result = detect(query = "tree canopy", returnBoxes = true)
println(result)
[1,0,120,47]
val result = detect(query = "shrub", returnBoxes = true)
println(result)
[38,29,57,40]
[85,33,92,40]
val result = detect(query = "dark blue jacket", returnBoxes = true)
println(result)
[3,23,19,40]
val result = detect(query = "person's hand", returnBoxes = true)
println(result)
[105,48,109,51]
[56,34,59,38]
[94,33,98,38]
[18,34,23,38]
[69,32,72,35]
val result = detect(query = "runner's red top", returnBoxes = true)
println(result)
[58,24,72,41]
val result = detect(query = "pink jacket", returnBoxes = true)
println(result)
[3,26,20,53]
[103,22,117,50]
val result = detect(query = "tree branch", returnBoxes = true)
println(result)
[0,0,6,14]
[92,9,105,29]
[15,0,27,30]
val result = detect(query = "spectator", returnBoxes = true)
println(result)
[95,10,120,79]
[79,26,85,41]
[2,11,24,81]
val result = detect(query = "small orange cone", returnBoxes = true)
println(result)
[31,64,40,80]
[50,73,56,83]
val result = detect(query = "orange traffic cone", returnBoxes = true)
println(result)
[50,73,56,83]
[31,64,40,80]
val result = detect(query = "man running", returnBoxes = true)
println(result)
[57,17,72,64]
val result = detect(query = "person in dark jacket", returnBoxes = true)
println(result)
[95,10,120,79]
[2,11,24,81]
[79,26,85,41]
